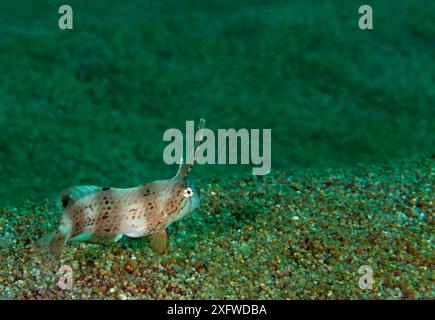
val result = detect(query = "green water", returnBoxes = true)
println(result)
[0,0,434,204]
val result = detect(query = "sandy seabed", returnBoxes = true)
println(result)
[0,157,433,299]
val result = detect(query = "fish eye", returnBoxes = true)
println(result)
[183,187,193,198]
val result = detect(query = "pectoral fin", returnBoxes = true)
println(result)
[149,230,169,254]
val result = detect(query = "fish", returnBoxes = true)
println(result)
[39,119,206,259]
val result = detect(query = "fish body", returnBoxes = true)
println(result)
[60,181,199,243]
[43,119,205,258]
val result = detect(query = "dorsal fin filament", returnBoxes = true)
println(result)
[174,119,205,180]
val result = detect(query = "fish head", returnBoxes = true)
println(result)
[167,118,205,223]
[168,179,200,223]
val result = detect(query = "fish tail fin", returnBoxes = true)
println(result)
[48,232,67,260]
[36,230,67,261]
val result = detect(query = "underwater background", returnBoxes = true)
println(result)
[0,0,434,299]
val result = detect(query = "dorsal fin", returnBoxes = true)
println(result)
[60,185,100,208]
[174,119,205,180]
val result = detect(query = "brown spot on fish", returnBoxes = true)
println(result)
[61,196,70,208]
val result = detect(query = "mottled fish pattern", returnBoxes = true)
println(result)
[42,119,205,259]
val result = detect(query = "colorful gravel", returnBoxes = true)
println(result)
[0,157,433,299]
